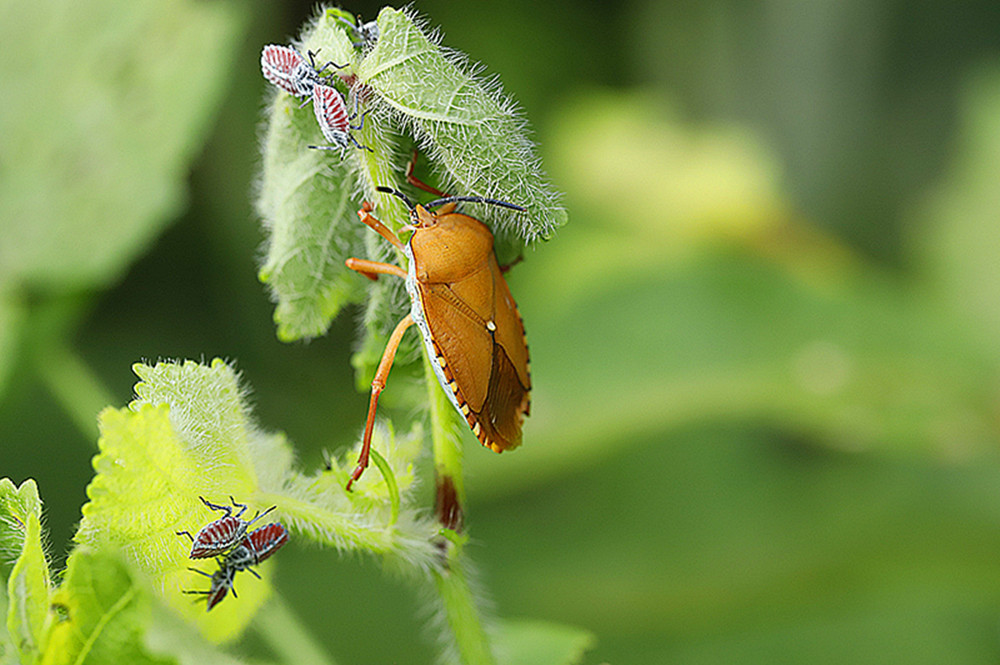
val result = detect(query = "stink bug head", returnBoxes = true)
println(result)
[374,186,517,283]
[409,211,495,284]
[184,565,236,612]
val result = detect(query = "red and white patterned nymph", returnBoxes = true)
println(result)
[260,44,341,99]
[176,496,275,560]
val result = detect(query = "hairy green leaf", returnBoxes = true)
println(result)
[257,7,565,349]
[0,0,245,291]
[359,8,566,243]
[0,585,14,665]
[76,360,279,641]
[256,10,369,342]
[75,359,436,641]
[256,97,368,341]
[40,548,171,665]
[1,478,50,665]
[144,601,256,665]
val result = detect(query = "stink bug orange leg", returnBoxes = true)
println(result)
[357,201,405,249]
[500,255,524,274]
[345,313,415,491]
[405,149,447,198]
[345,257,407,281]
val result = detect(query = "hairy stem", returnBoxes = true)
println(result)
[422,351,496,664]
[424,351,465,530]
[432,555,497,665]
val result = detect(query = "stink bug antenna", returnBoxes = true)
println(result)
[425,195,527,213]
[375,186,416,211]
[306,48,345,78]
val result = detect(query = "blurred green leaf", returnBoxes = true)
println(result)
[41,548,172,665]
[0,0,245,291]
[494,619,595,665]
[0,291,26,402]
[144,601,259,665]
[477,429,1000,665]
[1,478,50,664]
[468,90,1000,496]
[913,67,1000,344]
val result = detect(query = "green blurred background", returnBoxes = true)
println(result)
[4,0,1000,663]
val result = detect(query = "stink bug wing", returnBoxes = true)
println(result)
[418,264,530,452]
[458,259,530,450]
[419,281,493,411]
[189,516,245,559]
[487,254,531,391]
[261,45,304,95]
[245,523,289,563]
[482,341,530,450]
[312,84,349,144]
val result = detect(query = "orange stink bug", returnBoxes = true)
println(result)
[343,184,532,490]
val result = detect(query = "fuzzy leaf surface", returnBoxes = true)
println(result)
[1,479,50,664]
[40,548,172,665]
[76,359,436,639]
[76,360,279,641]
[256,13,369,341]
[0,585,14,665]
[359,8,567,246]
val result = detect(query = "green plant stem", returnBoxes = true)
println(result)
[368,447,400,526]
[254,593,339,665]
[352,61,495,663]
[432,557,497,665]
[422,351,497,664]
[35,338,115,445]
[255,490,403,554]
[424,351,465,506]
